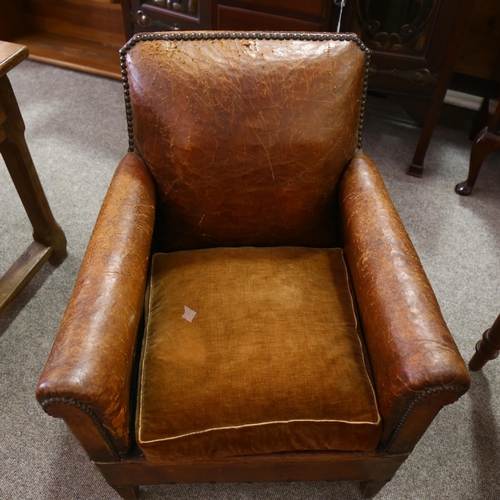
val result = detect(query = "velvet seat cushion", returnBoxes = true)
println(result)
[137,247,381,463]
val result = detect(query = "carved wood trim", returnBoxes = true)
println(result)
[354,0,437,53]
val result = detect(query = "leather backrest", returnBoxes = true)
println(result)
[123,33,368,251]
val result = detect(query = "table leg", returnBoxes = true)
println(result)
[0,74,66,265]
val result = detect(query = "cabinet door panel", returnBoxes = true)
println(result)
[344,0,462,97]
[352,0,437,55]
[128,0,211,33]
[234,0,328,17]
[217,6,324,31]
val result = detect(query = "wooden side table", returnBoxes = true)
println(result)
[0,41,67,316]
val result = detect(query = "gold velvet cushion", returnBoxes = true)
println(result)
[137,247,381,463]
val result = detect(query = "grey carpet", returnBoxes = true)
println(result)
[1,59,500,500]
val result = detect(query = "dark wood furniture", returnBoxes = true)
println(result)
[397,0,476,177]
[0,41,67,316]
[455,99,500,195]
[454,0,500,82]
[469,312,500,370]
[455,57,500,195]
[213,0,336,32]
[36,32,470,500]
[122,0,212,39]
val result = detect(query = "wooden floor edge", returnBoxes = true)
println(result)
[27,53,122,80]
[9,31,123,80]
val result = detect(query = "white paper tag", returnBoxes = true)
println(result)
[182,306,197,323]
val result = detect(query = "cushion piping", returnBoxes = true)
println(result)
[139,417,381,445]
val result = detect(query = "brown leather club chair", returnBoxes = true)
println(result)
[36,32,470,499]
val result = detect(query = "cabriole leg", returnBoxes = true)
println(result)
[455,127,500,196]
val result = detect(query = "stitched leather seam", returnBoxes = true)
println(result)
[40,396,121,461]
[119,31,371,154]
[383,385,466,452]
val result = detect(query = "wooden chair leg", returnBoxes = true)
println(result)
[469,313,500,371]
[112,485,140,500]
[468,96,490,140]
[455,127,500,196]
[360,480,389,498]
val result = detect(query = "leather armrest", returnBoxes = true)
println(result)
[338,151,470,451]
[36,153,155,455]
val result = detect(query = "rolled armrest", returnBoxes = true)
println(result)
[338,151,470,451]
[36,152,155,455]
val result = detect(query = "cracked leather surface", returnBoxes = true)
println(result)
[339,151,470,429]
[126,37,365,250]
[36,153,156,453]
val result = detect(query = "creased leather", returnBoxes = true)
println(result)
[338,151,470,435]
[126,37,366,250]
[36,153,156,453]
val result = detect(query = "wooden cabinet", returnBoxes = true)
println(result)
[215,1,333,31]
[342,1,462,122]
[122,1,470,106]
[123,1,211,39]
[454,0,500,82]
